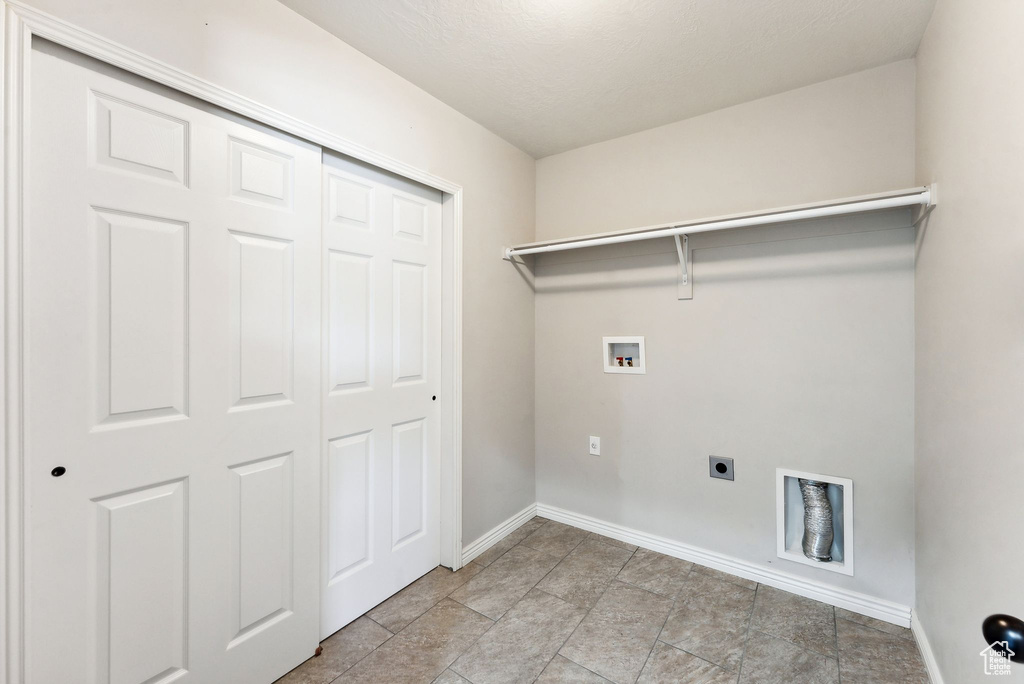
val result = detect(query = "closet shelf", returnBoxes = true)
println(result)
[502,185,935,261]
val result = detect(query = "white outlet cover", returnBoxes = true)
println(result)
[589,436,600,456]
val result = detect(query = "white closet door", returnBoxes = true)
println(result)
[25,45,320,683]
[320,152,442,637]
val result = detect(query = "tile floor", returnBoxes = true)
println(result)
[277,517,929,684]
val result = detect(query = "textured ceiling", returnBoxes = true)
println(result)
[279,0,935,158]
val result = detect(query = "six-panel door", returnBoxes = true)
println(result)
[320,152,442,638]
[25,44,321,683]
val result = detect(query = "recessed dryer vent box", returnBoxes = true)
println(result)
[603,336,646,374]
[776,468,853,576]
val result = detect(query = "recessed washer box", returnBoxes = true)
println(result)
[603,336,645,374]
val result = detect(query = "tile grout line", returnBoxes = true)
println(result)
[519,524,597,682]
[281,616,396,683]
[732,581,760,681]
[549,637,614,684]
[690,565,758,592]
[529,541,637,684]
[529,594,600,683]
[531,542,629,684]
[447,610,501,684]
[653,638,728,672]
[453,521,593,684]
[522,522,592,602]
[450,597,500,625]
[370,519,840,683]
[475,536,515,568]
[363,613,393,635]
[624,550,726,681]
[749,581,842,663]
[748,588,898,670]
[744,624,843,664]
[638,589,680,683]
[324,625,398,684]
[427,591,504,684]
[656,566,743,675]
[444,585,506,679]
[476,516,545,568]
[619,549,675,683]
[439,565,485,624]
[333,569,492,684]
[364,562,479,637]
[519,528,589,562]
[835,614,914,640]
[614,552,689,682]
[834,605,842,684]
[609,546,682,601]
[532,583,585,606]
[318,516,869,684]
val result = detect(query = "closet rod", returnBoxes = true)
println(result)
[503,186,934,260]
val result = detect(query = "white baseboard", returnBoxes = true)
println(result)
[461,503,538,566]
[911,610,944,684]
[536,502,913,628]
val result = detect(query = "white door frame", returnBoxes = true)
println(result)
[0,3,464,682]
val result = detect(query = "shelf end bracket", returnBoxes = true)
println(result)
[675,234,692,300]
[914,183,938,227]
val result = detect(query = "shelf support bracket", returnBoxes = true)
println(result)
[913,183,939,227]
[675,234,692,300]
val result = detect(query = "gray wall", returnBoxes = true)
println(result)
[534,61,917,606]
[915,0,1024,680]
[30,0,538,546]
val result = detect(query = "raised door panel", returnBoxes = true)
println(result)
[89,90,189,186]
[230,137,294,210]
[94,480,188,684]
[328,174,374,231]
[93,208,188,428]
[392,419,426,549]
[229,232,294,408]
[392,193,427,243]
[328,251,374,394]
[327,432,373,582]
[228,454,293,646]
[392,262,426,385]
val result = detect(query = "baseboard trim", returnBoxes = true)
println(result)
[461,503,538,566]
[911,610,944,684]
[536,503,913,628]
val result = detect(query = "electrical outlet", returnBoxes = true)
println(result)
[589,436,601,456]
[709,456,734,481]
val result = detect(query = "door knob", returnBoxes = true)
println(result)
[51,466,66,477]
[983,614,1024,663]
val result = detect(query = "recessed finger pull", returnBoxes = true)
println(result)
[51,466,66,477]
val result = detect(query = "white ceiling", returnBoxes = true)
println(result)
[280,0,935,158]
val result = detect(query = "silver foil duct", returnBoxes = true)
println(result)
[798,479,833,562]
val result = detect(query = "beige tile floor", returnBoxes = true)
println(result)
[277,517,928,684]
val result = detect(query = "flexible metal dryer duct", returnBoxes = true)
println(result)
[799,479,834,562]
